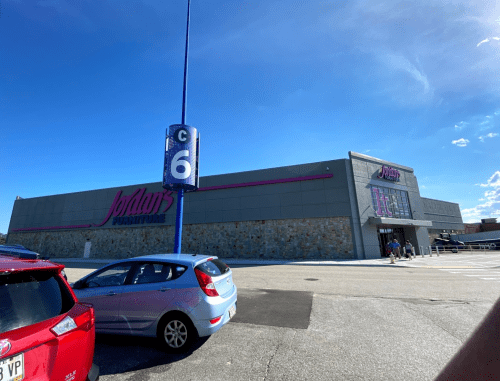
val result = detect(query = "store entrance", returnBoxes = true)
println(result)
[377,227,406,257]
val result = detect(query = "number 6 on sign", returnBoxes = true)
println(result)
[163,124,199,191]
[171,150,191,179]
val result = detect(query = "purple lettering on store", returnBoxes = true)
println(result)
[127,188,146,215]
[377,165,400,181]
[372,187,393,217]
[120,189,140,216]
[113,196,127,216]
[151,191,166,214]
[373,188,382,216]
[93,188,174,227]
[382,195,393,217]
[93,191,121,227]
[137,192,152,214]
[142,192,157,214]
[161,191,174,212]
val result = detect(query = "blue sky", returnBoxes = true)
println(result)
[1,0,499,233]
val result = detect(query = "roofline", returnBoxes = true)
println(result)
[349,151,414,172]
[420,196,460,206]
[13,159,347,200]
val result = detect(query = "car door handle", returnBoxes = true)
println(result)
[159,287,171,292]
[106,292,117,296]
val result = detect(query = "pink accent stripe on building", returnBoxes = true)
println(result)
[11,173,333,232]
[197,173,333,192]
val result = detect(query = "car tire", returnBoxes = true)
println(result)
[452,247,458,253]
[157,313,198,353]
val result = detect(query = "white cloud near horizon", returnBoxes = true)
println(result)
[452,138,470,147]
[462,171,500,222]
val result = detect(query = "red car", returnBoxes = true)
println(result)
[0,254,99,381]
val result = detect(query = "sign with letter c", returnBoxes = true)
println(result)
[163,124,199,191]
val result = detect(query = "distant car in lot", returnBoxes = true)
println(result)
[0,254,99,381]
[431,239,466,253]
[72,254,237,353]
[0,244,42,259]
[463,238,500,250]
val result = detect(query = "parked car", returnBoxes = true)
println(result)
[431,238,466,253]
[0,244,67,279]
[0,244,42,259]
[0,254,99,381]
[71,254,237,353]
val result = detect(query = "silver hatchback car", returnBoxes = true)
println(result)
[72,254,237,353]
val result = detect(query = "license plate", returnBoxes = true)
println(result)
[228,305,236,319]
[0,353,24,381]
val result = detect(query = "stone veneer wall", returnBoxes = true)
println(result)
[8,217,353,260]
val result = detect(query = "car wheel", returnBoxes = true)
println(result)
[158,313,197,353]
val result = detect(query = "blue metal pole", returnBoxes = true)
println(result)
[174,0,190,254]
[181,0,190,125]
[174,189,184,253]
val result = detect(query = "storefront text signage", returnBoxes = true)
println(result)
[93,188,174,227]
[378,165,400,181]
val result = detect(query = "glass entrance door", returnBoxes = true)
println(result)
[377,227,406,257]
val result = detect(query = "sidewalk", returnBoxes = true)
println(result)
[51,250,499,269]
[51,256,416,268]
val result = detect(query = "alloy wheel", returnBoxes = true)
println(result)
[164,319,188,348]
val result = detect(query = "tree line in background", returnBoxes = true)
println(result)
[0,233,6,245]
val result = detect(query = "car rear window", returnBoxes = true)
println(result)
[0,270,75,333]
[195,259,229,277]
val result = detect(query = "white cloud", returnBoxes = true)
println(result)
[463,171,500,222]
[454,121,468,130]
[477,38,490,47]
[480,171,500,188]
[386,54,431,94]
[479,132,499,142]
[452,138,470,147]
[477,37,500,47]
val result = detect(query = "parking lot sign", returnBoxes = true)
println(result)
[163,124,199,191]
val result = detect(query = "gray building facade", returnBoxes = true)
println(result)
[6,152,464,260]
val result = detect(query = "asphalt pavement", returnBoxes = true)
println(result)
[59,252,500,380]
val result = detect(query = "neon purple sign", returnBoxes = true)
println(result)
[372,187,392,217]
[93,188,174,227]
[377,165,400,181]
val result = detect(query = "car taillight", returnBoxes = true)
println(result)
[194,268,219,297]
[77,303,95,330]
[209,316,222,324]
[51,303,95,336]
[51,316,77,336]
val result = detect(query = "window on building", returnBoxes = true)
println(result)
[370,185,412,219]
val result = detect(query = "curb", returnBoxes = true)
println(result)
[50,257,405,267]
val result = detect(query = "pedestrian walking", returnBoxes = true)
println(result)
[390,239,401,259]
[385,242,392,257]
[404,240,414,260]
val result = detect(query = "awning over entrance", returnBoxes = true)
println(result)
[368,217,433,227]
